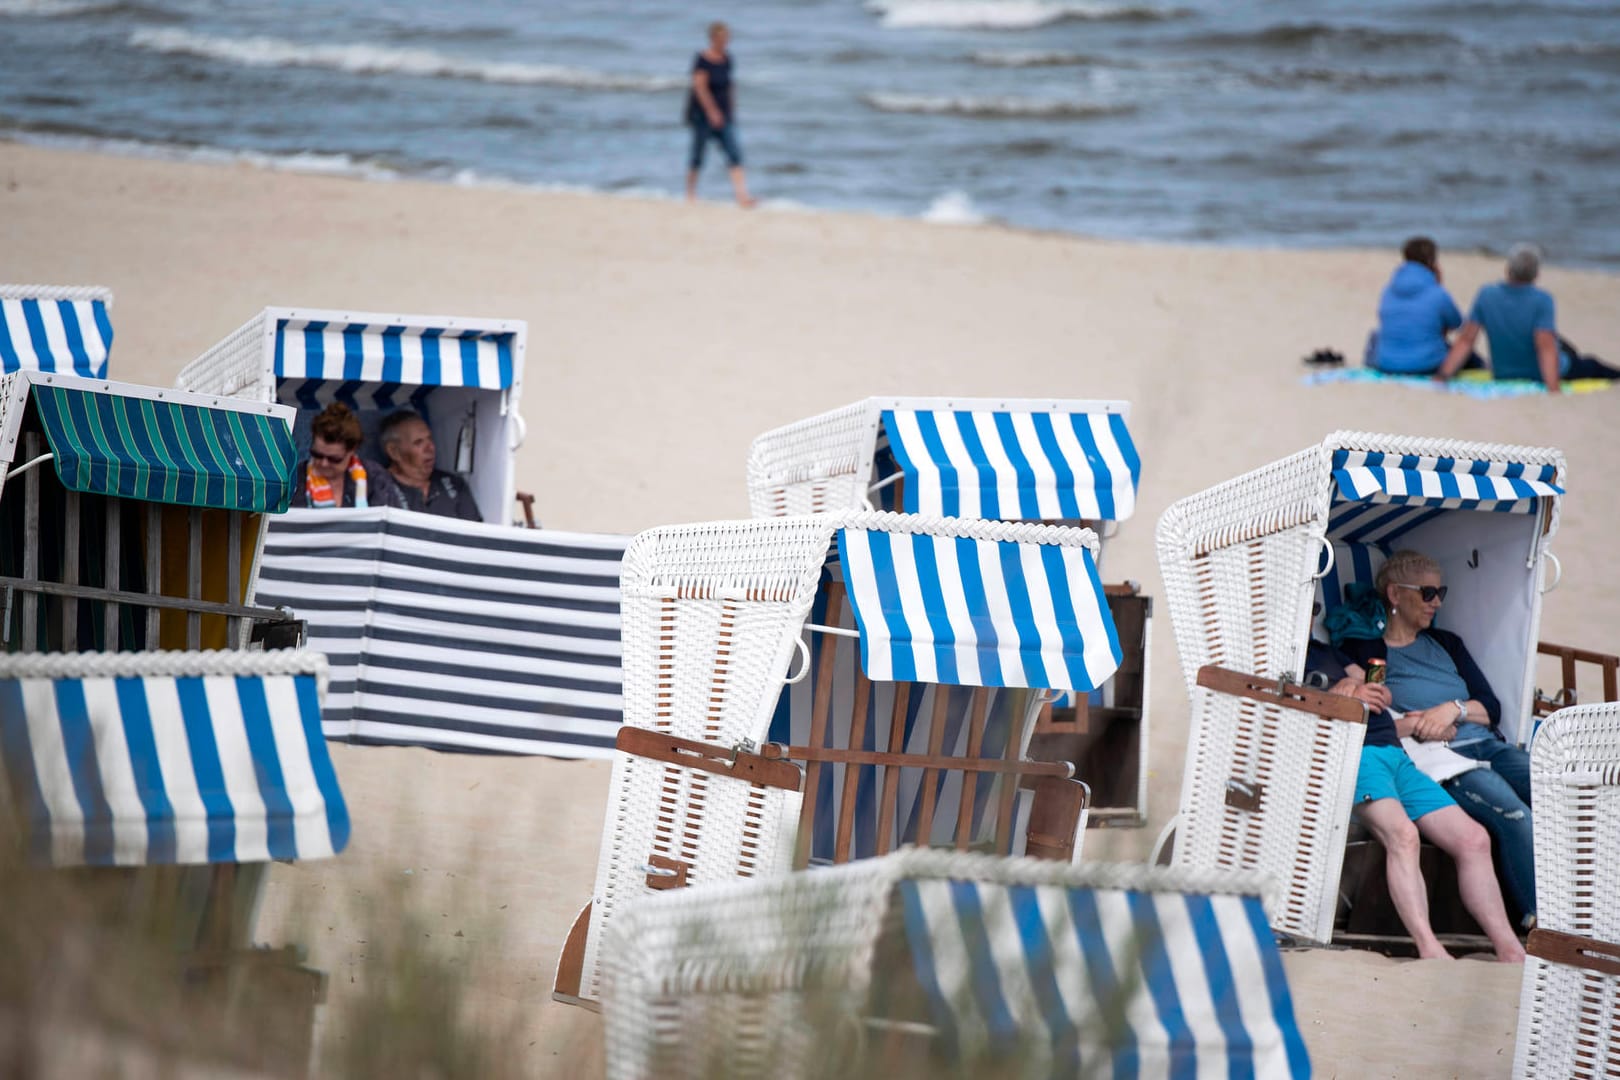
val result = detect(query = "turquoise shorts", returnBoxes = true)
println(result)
[1355,744,1455,821]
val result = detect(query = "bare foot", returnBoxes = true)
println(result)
[1495,943,1526,964]
[737,196,758,209]
[1416,945,1455,960]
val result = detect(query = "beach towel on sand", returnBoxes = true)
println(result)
[1303,367,1617,398]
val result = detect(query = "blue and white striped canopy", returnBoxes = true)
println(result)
[899,878,1311,1076]
[0,661,349,866]
[1329,449,1563,546]
[0,296,113,379]
[836,525,1121,692]
[274,319,515,390]
[880,408,1140,522]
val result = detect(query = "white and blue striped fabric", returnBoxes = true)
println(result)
[274,318,515,390]
[0,297,113,379]
[880,408,1140,522]
[898,879,1311,1077]
[0,667,349,867]
[836,526,1122,692]
[1330,449,1561,519]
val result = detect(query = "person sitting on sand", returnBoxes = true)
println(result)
[1367,236,1478,375]
[291,402,404,510]
[379,410,482,522]
[685,21,757,208]
[1338,550,1535,929]
[1307,637,1525,962]
[1435,243,1620,391]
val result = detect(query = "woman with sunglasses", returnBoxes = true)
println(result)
[290,402,405,510]
[1341,549,1536,928]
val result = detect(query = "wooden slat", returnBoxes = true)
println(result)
[0,577,285,622]
[61,490,79,651]
[955,688,990,850]
[145,503,161,646]
[1196,665,1367,725]
[226,511,243,650]
[835,665,874,863]
[615,726,802,792]
[994,692,1032,855]
[21,432,40,651]
[186,507,203,650]
[769,745,1071,777]
[1527,928,1620,977]
[914,688,951,846]
[103,498,121,649]
[875,683,911,856]
[794,583,845,871]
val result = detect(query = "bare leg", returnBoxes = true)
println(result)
[1416,805,1525,963]
[728,166,756,208]
[1357,799,1450,959]
[686,170,699,202]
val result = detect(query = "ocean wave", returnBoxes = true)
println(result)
[128,29,684,91]
[968,49,1112,67]
[1242,66,1451,90]
[862,92,1134,119]
[921,190,987,225]
[1180,22,1460,52]
[0,124,413,181]
[0,0,145,15]
[1518,40,1620,61]
[869,0,1189,31]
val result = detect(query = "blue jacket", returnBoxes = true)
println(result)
[1373,263,1463,374]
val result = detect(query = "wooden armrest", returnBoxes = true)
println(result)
[616,727,802,791]
[1527,927,1620,977]
[514,491,537,529]
[1196,665,1367,725]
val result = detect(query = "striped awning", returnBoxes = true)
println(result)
[32,383,297,514]
[880,408,1140,522]
[1328,449,1563,546]
[274,319,515,390]
[0,654,349,866]
[836,524,1121,692]
[0,295,113,380]
[898,878,1311,1074]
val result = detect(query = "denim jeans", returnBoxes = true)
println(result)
[1443,734,1535,921]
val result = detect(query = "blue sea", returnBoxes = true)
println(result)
[3,0,1619,265]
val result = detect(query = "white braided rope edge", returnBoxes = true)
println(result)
[0,284,114,306]
[0,648,329,695]
[1324,429,1567,470]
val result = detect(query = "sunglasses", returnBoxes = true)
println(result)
[1394,583,1448,603]
[308,449,350,466]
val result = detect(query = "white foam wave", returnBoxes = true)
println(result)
[870,0,1185,30]
[0,0,122,15]
[970,49,1100,67]
[129,29,683,92]
[863,92,1132,120]
[921,191,986,225]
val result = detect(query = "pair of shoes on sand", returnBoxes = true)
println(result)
[1302,348,1346,367]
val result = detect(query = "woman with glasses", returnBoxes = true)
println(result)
[290,402,405,510]
[1341,549,1536,929]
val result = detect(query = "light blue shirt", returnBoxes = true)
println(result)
[1470,281,1563,382]
[1386,634,1469,716]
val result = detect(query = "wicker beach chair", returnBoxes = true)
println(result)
[0,285,114,379]
[598,848,1312,1079]
[1513,703,1620,1079]
[556,511,1122,1007]
[748,397,1154,828]
[1156,431,1566,943]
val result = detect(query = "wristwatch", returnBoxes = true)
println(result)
[1453,699,1469,723]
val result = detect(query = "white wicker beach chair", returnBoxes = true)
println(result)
[1156,431,1565,942]
[748,397,1155,828]
[599,848,1311,1079]
[0,285,114,380]
[1513,703,1620,1079]
[557,511,1122,1006]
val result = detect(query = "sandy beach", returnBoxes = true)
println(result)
[4,140,1615,1077]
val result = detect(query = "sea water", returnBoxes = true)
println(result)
[2,0,1618,264]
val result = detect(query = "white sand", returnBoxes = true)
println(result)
[6,140,1616,1077]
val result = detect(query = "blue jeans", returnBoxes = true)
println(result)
[1442,734,1535,921]
[689,119,743,170]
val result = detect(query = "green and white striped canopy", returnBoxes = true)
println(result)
[16,378,297,514]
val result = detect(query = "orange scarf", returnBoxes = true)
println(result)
[306,455,368,508]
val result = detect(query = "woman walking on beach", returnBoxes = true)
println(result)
[685,21,756,208]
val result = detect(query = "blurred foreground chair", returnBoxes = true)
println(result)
[0,284,113,379]
[599,848,1311,1079]
[1514,703,1620,1079]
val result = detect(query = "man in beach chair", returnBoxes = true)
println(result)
[379,409,482,521]
[1436,243,1620,391]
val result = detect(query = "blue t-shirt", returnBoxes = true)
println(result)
[687,53,734,125]
[1385,634,1469,715]
[1374,263,1463,374]
[1470,281,1562,381]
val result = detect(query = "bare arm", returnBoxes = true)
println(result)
[1536,328,1561,392]
[1434,321,1481,380]
[691,70,724,126]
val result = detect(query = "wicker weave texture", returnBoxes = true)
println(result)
[746,401,879,517]
[176,311,272,401]
[600,849,1271,1078]
[0,284,113,305]
[1514,704,1620,1079]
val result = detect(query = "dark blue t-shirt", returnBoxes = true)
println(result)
[1305,640,1399,747]
[687,53,733,126]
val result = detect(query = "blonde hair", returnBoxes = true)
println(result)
[1376,549,1441,600]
